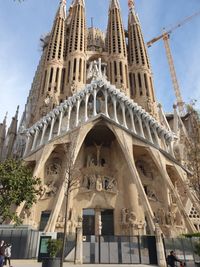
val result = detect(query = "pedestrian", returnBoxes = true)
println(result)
[0,240,5,267]
[167,250,183,267]
[4,244,12,267]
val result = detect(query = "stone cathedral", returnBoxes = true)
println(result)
[0,0,200,238]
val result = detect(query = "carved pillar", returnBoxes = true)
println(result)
[112,97,119,123]
[137,114,145,138]
[75,224,83,264]
[121,103,128,128]
[93,89,97,116]
[155,224,167,267]
[48,117,55,141]
[31,128,39,151]
[169,141,175,157]
[104,90,109,117]
[40,122,48,145]
[84,93,89,122]
[129,109,136,133]
[152,127,160,146]
[24,133,31,156]
[45,180,65,232]
[161,134,167,151]
[75,99,81,127]
[145,120,153,143]
[57,110,64,136]
[66,106,72,131]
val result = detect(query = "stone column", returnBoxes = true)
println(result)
[112,97,119,123]
[129,109,136,134]
[145,121,153,143]
[75,224,83,264]
[23,133,31,157]
[155,224,167,267]
[45,180,65,232]
[84,93,89,122]
[93,89,97,116]
[152,127,160,147]
[104,90,109,117]
[31,128,39,151]
[66,106,72,131]
[121,103,128,128]
[40,122,48,145]
[57,111,64,136]
[75,99,80,127]
[137,114,145,138]
[161,134,167,151]
[48,117,55,141]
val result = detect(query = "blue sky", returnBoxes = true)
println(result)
[0,0,200,126]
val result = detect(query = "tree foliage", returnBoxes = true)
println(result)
[47,239,62,258]
[0,159,41,224]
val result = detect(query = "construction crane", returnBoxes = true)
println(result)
[147,10,200,116]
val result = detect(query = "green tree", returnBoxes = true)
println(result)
[0,159,41,224]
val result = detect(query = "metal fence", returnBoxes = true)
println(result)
[83,235,158,264]
[163,237,200,267]
[0,227,39,259]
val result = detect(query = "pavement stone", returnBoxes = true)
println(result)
[12,260,157,267]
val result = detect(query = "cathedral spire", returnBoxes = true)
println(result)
[4,106,19,159]
[57,0,67,20]
[65,0,87,95]
[128,2,158,117]
[36,0,67,119]
[106,0,129,95]
[128,0,135,10]
[109,0,120,9]
[0,112,7,160]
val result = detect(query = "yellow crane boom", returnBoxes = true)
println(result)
[147,10,200,116]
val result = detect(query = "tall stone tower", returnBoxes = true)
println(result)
[65,0,87,94]
[36,0,67,120]
[2,0,200,247]
[128,0,157,117]
[106,0,129,95]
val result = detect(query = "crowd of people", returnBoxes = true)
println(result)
[0,240,12,267]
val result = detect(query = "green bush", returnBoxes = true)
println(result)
[47,239,62,258]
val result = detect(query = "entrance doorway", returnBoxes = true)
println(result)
[83,208,114,236]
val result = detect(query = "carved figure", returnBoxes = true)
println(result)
[94,143,102,166]
[96,175,103,191]
[157,208,166,225]
[56,215,64,228]
[86,154,96,167]
[147,188,158,201]
[128,211,137,226]
[87,58,105,80]
[39,180,57,199]
[104,177,117,192]
[121,208,129,225]
[46,162,61,176]
[167,206,176,225]
[71,81,77,94]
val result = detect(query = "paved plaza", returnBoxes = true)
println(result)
[12,260,155,267]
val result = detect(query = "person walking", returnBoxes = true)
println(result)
[0,240,6,267]
[4,244,12,267]
[167,250,183,267]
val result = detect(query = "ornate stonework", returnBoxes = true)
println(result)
[0,0,199,239]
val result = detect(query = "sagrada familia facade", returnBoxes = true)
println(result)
[0,0,200,238]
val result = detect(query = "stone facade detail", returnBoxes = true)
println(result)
[0,0,199,240]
